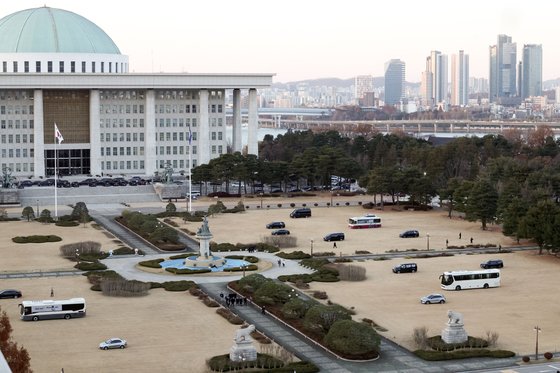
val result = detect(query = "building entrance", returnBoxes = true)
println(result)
[45,149,91,176]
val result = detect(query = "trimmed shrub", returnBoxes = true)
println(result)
[262,235,297,248]
[161,281,196,291]
[202,297,219,307]
[250,330,271,344]
[238,273,268,293]
[100,278,150,297]
[335,264,366,281]
[207,353,287,372]
[55,220,80,227]
[276,251,311,260]
[138,258,164,268]
[224,255,259,263]
[165,267,212,274]
[170,253,190,259]
[166,202,177,212]
[413,327,429,349]
[311,267,340,282]
[312,291,328,300]
[415,349,516,361]
[112,247,143,255]
[303,304,352,336]
[333,257,353,263]
[522,355,530,362]
[312,251,335,257]
[83,270,124,291]
[427,336,488,351]
[75,261,107,271]
[278,273,313,284]
[210,242,238,252]
[60,241,101,258]
[222,264,258,272]
[281,298,315,319]
[13,235,62,244]
[544,352,553,360]
[216,307,243,325]
[355,250,371,254]
[300,258,330,270]
[324,320,380,359]
[254,280,293,305]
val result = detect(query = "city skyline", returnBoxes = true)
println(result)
[1,0,559,84]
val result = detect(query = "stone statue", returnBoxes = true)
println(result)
[447,310,464,325]
[1,167,14,189]
[164,162,173,184]
[230,324,257,362]
[441,310,468,344]
[234,325,255,343]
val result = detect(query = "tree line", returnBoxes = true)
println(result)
[192,128,560,253]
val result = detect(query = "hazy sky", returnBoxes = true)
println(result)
[1,1,559,83]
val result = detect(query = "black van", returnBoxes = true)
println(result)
[290,208,311,218]
[392,263,417,273]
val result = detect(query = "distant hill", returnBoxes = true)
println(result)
[273,76,419,89]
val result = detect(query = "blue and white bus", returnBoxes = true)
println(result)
[19,298,86,321]
[348,214,382,229]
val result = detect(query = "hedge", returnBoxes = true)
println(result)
[414,349,515,361]
[138,258,164,268]
[165,267,212,275]
[276,251,311,260]
[12,235,62,243]
[55,220,80,227]
[222,264,258,272]
[160,281,197,291]
[324,319,380,359]
[75,261,107,271]
[224,255,259,263]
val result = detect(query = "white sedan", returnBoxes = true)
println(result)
[99,338,127,350]
[420,294,446,304]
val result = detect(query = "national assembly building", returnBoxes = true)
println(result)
[0,6,273,179]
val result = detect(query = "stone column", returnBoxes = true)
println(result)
[247,88,258,156]
[144,90,157,176]
[232,89,242,152]
[33,89,45,178]
[89,90,102,176]
[198,89,210,165]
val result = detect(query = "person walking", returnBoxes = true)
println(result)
[470,237,473,244]
[459,232,462,239]
[50,288,54,297]
[333,241,337,249]
[445,239,448,248]
[261,306,266,315]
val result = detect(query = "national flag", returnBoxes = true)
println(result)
[54,124,64,144]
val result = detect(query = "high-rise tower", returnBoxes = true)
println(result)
[489,34,517,102]
[384,59,405,105]
[521,44,543,99]
[420,51,448,108]
[451,50,469,106]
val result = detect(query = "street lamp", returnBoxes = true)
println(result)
[426,233,430,251]
[534,326,541,360]
[259,193,263,209]
[310,239,314,257]
[36,199,39,216]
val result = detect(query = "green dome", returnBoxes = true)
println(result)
[0,6,121,54]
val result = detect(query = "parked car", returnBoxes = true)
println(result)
[99,338,127,350]
[399,230,419,238]
[420,293,446,304]
[271,229,290,236]
[323,232,345,241]
[0,289,22,299]
[266,221,285,229]
[480,259,504,269]
[290,208,311,218]
[392,263,417,273]
[270,188,284,194]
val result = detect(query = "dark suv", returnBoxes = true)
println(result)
[290,208,311,218]
[323,232,345,241]
[392,263,418,273]
[480,259,503,269]
[266,221,285,229]
[399,230,419,238]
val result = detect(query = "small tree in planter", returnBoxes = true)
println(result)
[277,204,282,208]
[522,356,530,363]
[314,203,318,207]
[345,202,350,206]
[302,203,307,207]
[544,352,553,360]
[290,203,295,208]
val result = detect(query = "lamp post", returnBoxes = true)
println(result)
[310,239,314,257]
[242,264,247,278]
[36,199,39,217]
[534,326,541,360]
[330,192,333,207]
[259,193,263,209]
[426,233,430,251]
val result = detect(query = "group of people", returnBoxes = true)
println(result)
[277,259,286,267]
[220,292,248,307]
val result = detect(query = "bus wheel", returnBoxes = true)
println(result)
[64,314,71,320]
[455,285,461,291]
[32,316,39,321]
[483,283,489,289]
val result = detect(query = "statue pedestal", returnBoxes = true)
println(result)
[229,341,257,362]
[441,323,468,344]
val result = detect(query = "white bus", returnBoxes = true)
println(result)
[19,298,86,321]
[348,214,381,229]
[440,269,500,291]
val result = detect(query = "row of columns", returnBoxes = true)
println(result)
[32,87,259,178]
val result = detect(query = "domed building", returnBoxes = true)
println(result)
[0,6,272,178]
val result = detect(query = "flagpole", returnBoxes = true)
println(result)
[188,139,192,213]
[54,126,58,219]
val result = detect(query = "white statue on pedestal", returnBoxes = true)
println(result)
[230,325,257,362]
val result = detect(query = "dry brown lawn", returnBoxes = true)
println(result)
[1,202,558,372]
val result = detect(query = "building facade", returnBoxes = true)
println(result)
[384,59,405,106]
[0,7,273,178]
[354,75,374,106]
[421,51,448,109]
[521,44,543,99]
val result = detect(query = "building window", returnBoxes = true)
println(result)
[2,61,6,73]
[47,61,53,73]
[211,132,216,141]
[218,104,223,113]
[211,104,216,113]
[92,61,96,73]
[13,61,18,72]
[71,61,75,73]
[211,145,216,154]
[109,62,112,73]
[36,61,41,72]
[192,105,197,113]
[218,145,223,154]
[218,132,223,140]
[59,61,64,73]
[24,61,30,73]
[101,62,104,73]
[81,61,86,73]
